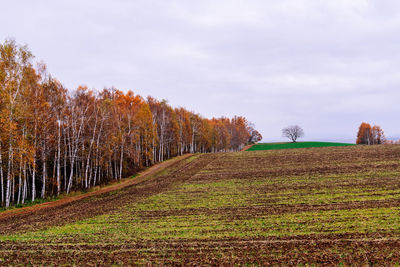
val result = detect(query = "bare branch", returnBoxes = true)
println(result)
[282,125,304,142]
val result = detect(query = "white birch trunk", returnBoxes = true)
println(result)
[5,142,13,208]
[0,141,4,205]
[57,119,61,195]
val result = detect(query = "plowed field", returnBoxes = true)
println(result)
[1,145,400,265]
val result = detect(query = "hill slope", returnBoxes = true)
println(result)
[1,145,400,265]
[247,141,355,151]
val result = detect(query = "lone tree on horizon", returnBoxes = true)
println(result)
[282,125,304,142]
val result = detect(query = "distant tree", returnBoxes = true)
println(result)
[246,122,262,143]
[356,122,372,145]
[249,130,262,143]
[282,125,304,142]
[371,125,385,144]
[385,139,400,145]
[356,122,385,145]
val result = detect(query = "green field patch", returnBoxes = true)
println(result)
[247,142,356,151]
[132,189,247,211]
[126,172,400,211]
[4,207,400,242]
[271,188,400,205]
[242,170,400,186]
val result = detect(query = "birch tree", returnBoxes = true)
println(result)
[0,39,259,208]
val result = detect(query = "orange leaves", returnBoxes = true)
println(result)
[356,122,385,145]
[371,125,385,144]
[356,122,372,144]
[0,39,262,206]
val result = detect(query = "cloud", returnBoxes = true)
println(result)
[1,0,399,142]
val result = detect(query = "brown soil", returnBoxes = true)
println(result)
[2,234,400,265]
[0,154,191,221]
[0,153,200,234]
[2,145,400,265]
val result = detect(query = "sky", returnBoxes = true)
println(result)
[1,0,399,142]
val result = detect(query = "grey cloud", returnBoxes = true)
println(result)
[1,0,399,142]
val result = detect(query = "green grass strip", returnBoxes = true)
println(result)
[247,141,356,151]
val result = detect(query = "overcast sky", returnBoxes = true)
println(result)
[1,0,399,142]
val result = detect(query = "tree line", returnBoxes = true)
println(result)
[0,39,262,208]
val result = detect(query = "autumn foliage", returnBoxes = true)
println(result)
[356,122,385,145]
[0,40,260,208]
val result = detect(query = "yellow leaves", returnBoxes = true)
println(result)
[0,39,261,205]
